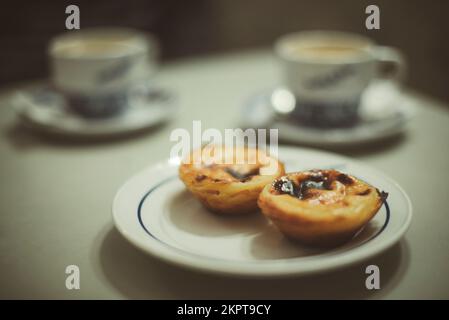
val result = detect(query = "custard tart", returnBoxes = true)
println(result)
[258,170,388,247]
[179,145,285,214]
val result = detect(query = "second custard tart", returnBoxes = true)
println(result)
[258,170,388,247]
[179,145,285,214]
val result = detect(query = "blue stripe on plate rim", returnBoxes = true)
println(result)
[136,175,390,263]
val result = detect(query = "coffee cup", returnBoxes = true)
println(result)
[275,30,405,127]
[49,28,158,118]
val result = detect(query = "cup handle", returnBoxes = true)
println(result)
[372,46,406,83]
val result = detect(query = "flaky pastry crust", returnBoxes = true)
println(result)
[179,145,285,214]
[258,170,387,247]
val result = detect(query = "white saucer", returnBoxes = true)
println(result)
[112,146,412,277]
[12,84,177,138]
[241,81,416,147]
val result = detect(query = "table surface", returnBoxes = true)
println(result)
[1,49,449,299]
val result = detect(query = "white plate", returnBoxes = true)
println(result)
[241,81,416,147]
[112,146,412,277]
[12,83,177,138]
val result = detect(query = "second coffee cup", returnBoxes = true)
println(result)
[275,30,405,127]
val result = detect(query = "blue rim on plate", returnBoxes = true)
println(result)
[137,175,391,262]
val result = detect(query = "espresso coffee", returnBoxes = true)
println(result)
[293,45,366,60]
[284,36,370,62]
[53,40,138,58]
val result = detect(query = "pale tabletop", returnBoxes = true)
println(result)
[1,50,449,299]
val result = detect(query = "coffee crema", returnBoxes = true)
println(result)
[294,45,366,57]
[52,40,140,58]
[280,34,371,62]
